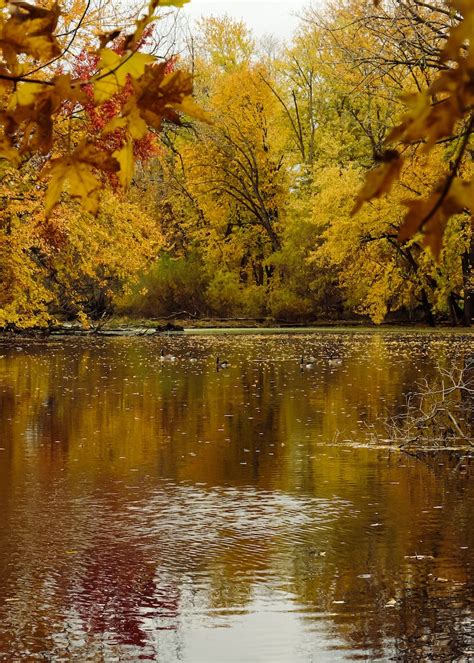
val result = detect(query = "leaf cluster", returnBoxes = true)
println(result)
[0,0,206,214]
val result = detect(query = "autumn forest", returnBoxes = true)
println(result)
[1,0,473,330]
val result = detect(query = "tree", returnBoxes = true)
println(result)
[0,161,163,327]
[353,0,473,324]
[285,0,471,325]
[0,0,209,327]
[154,19,288,294]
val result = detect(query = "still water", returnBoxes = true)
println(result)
[0,331,472,662]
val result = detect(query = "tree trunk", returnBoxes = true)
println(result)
[421,289,435,327]
[252,259,264,286]
[402,245,435,327]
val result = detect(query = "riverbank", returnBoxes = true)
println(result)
[1,316,473,337]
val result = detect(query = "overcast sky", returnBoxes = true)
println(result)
[181,1,314,41]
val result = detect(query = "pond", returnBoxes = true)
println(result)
[0,330,473,661]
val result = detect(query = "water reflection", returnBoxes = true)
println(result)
[0,332,472,661]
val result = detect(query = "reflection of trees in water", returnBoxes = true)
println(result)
[0,334,472,659]
[393,588,473,661]
[75,535,180,657]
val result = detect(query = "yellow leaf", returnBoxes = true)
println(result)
[0,134,20,166]
[43,156,101,216]
[399,194,440,243]
[53,73,87,105]
[445,177,474,213]
[113,140,134,187]
[352,151,403,215]
[43,159,69,215]
[7,82,46,108]
[399,180,470,260]
[93,49,155,103]
[75,141,120,172]
[423,212,447,260]
[122,51,155,80]
[93,49,122,103]
[127,106,148,139]
[132,65,199,130]
[0,3,61,61]
[104,105,148,140]
[103,117,129,134]
[175,96,211,124]
[441,1,474,64]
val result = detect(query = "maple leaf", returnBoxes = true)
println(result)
[132,65,199,129]
[43,158,101,215]
[53,74,87,106]
[75,141,120,171]
[0,2,61,62]
[104,105,148,140]
[113,140,134,187]
[352,151,403,215]
[175,96,211,124]
[0,134,20,165]
[445,177,474,212]
[441,0,474,64]
[42,142,119,216]
[387,92,460,153]
[7,81,47,108]
[93,49,155,103]
[399,177,472,259]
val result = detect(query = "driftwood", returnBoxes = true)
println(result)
[373,357,474,450]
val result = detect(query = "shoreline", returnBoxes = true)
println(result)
[0,318,473,338]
